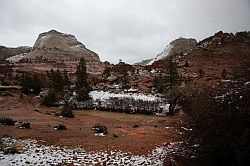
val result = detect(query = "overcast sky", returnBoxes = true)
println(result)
[0,0,249,64]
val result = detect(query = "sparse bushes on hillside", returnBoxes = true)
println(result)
[183,82,250,165]
[153,57,179,93]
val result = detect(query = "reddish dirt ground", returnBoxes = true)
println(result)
[0,91,181,155]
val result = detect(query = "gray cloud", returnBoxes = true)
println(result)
[0,0,249,64]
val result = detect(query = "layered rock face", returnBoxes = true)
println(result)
[7,30,104,75]
[148,38,197,65]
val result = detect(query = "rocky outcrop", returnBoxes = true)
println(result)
[0,46,31,61]
[148,38,197,65]
[7,30,104,75]
[134,59,153,66]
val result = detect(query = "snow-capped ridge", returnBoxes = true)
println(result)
[147,37,197,65]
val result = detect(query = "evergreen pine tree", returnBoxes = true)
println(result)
[63,70,70,90]
[55,69,64,92]
[166,57,179,89]
[153,58,179,93]
[46,69,54,89]
[46,69,64,92]
[32,74,42,94]
[76,57,90,101]
[153,73,165,93]
[20,73,31,94]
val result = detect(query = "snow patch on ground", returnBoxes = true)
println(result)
[0,138,183,166]
[89,90,162,102]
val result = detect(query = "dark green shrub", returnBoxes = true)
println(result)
[132,124,139,128]
[3,146,19,154]
[41,89,57,107]
[19,122,30,129]
[55,105,74,118]
[53,124,67,130]
[0,118,15,126]
[92,124,108,135]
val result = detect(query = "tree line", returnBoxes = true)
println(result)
[20,57,90,107]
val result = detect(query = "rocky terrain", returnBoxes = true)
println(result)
[134,59,152,66]
[0,30,249,165]
[148,38,197,65]
[0,46,31,61]
[148,31,250,89]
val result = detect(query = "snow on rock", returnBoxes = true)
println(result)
[89,90,162,102]
[148,44,173,65]
[147,38,197,65]
[0,137,183,166]
[6,53,27,63]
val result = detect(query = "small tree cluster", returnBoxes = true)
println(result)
[153,57,179,93]
[46,69,64,92]
[20,73,42,94]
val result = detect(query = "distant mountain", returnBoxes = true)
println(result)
[151,31,250,84]
[0,46,31,61]
[6,30,104,74]
[148,38,197,65]
[134,59,152,66]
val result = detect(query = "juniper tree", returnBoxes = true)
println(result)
[75,57,90,101]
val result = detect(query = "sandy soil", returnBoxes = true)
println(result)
[0,91,181,155]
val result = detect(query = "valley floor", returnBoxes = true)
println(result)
[0,91,185,165]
